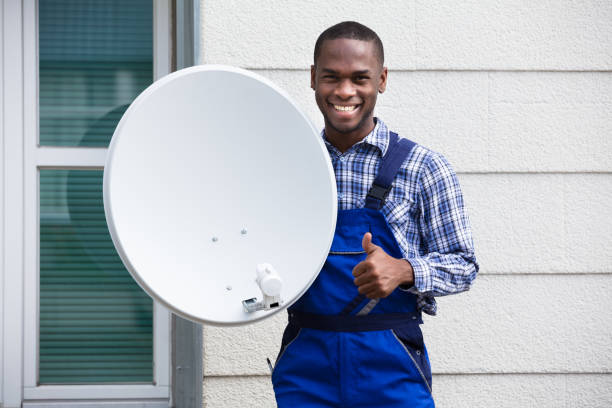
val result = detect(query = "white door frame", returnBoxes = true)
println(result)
[2,1,174,406]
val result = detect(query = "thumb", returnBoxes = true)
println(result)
[362,232,378,254]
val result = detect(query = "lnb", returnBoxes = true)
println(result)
[242,263,283,313]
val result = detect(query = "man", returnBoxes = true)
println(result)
[271,21,478,407]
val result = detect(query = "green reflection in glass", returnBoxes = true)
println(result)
[39,0,153,146]
[39,170,153,384]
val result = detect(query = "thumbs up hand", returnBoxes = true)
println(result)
[352,232,415,299]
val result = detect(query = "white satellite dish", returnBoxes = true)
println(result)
[103,65,337,326]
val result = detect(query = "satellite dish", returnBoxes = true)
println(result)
[103,65,337,326]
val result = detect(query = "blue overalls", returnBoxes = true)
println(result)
[272,133,435,407]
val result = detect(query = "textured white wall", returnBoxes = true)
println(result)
[199,1,612,407]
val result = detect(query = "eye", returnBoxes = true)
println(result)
[355,76,369,81]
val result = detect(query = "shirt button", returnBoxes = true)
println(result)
[339,156,346,162]
[338,193,344,199]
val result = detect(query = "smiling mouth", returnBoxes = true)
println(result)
[332,104,360,112]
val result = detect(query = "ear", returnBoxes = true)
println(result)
[378,66,388,94]
[310,65,316,90]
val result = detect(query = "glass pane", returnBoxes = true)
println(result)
[39,170,153,384]
[39,0,153,146]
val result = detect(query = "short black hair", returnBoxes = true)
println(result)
[313,21,384,66]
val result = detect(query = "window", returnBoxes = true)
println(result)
[21,0,172,404]
[38,0,154,147]
[39,169,154,384]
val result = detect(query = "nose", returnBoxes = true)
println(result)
[335,79,356,100]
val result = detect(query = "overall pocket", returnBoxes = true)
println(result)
[272,323,302,377]
[390,328,432,394]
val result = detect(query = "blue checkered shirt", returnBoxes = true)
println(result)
[322,118,478,316]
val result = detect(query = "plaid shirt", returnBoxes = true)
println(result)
[322,118,478,315]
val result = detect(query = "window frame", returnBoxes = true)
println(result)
[21,0,172,404]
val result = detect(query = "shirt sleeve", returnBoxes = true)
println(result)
[403,151,479,297]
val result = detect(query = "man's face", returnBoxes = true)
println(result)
[311,38,387,140]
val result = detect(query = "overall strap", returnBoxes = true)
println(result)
[338,132,418,317]
[365,132,416,210]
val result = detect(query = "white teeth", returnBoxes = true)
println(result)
[334,105,357,112]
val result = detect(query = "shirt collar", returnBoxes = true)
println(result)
[321,117,390,156]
